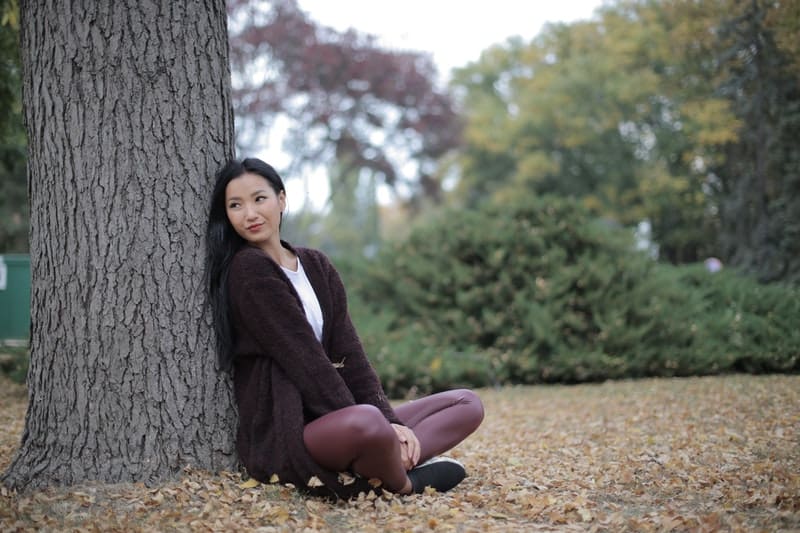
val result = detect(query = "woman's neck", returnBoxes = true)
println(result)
[260,240,296,271]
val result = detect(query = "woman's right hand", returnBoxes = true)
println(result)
[391,423,420,471]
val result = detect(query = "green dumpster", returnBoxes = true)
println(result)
[0,254,31,342]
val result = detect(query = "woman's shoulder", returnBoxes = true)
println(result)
[231,245,267,265]
[228,244,333,276]
[295,246,333,268]
[229,246,279,280]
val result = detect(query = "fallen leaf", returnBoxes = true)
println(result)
[0,375,798,532]
[307,476,324,488]
[238,478,261,489]
[338,472,356,486]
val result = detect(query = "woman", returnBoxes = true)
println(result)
[205,157,484,499]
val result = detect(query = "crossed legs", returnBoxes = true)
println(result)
[303,389,484,493]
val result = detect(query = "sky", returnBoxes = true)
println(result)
[298,0,604,80]
[263,0,604,208]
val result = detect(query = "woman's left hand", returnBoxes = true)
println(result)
[391,424,420,470]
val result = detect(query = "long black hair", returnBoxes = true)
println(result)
[205,157,286,371]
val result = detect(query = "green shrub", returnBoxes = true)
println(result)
[344,196,799,393]
[677,266,800,373]
[0,345,28,384]
[344,280,495,397]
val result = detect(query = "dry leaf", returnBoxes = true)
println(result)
[338,472,356,486]
[238,478,261,489]
[306,476,324,488]
[0,375,798,532]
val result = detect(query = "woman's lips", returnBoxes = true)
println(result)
[247,223,263,231]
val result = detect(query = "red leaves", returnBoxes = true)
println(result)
[227,0,461,203]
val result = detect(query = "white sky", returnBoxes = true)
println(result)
[260,0,604,209]
[298,0,603,79]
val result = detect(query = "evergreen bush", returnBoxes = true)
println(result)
[343,197,799,395]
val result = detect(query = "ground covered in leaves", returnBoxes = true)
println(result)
[1,374,798,531]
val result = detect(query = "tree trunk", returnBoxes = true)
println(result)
[3,0,238,491]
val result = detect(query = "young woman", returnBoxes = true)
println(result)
[205,158,484,499]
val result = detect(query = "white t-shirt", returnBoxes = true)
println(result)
[281,258,324,342]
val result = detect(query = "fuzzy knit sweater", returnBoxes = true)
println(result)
[228,242,401,499]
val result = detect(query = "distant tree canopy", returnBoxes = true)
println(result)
[227,0,462,210]
[0,0,460,254]
[451,0,800,282]
[2,0,798,284]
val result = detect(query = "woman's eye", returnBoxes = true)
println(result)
[227,202,240,209]
[255,195,267,202]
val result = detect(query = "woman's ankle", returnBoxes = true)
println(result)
[399,476,413,495]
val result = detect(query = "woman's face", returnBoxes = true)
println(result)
[225,172,286,250]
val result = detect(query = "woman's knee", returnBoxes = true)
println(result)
[340,404,396,447]
[454,389,485,431]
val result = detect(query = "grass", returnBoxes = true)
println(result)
[1,374,798,531]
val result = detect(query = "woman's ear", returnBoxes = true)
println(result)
[279,190,287,212]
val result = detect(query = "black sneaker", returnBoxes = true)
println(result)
[407,457,466,494]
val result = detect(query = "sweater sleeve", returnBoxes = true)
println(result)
[229,250,355,419]
[321,254,402,425]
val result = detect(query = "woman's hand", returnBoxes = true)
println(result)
[391,423,420,471]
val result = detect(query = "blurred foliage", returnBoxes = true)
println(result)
[450,2,732,264]
[281,157,382,259]
[5,0,798,278]
[0,345,28,383]
[450,0,800,281]
[714,0,800,282]
[0,0,27,252]
[227,0,461,211]
[340,197,799,396]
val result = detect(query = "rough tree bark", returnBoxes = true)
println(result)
[2,0,238,490]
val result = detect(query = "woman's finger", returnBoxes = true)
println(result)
[401,442,413,470]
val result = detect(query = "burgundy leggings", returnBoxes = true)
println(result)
[303,389,484,492]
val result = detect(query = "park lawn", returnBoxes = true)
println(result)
[1,374,798,531]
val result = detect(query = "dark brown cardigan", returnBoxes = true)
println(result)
[228,243,401,499]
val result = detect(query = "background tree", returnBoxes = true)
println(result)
[636,0,800,279]
[714,0,800,282]
[450,2,740,264]
[2,0,237,490]
[449,0,799,280]
[0,0,27,252]
[227,0,462,217]
[281,157,382,258]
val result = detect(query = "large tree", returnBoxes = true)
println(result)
[714,0,800,282]
[2,0,238,490]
